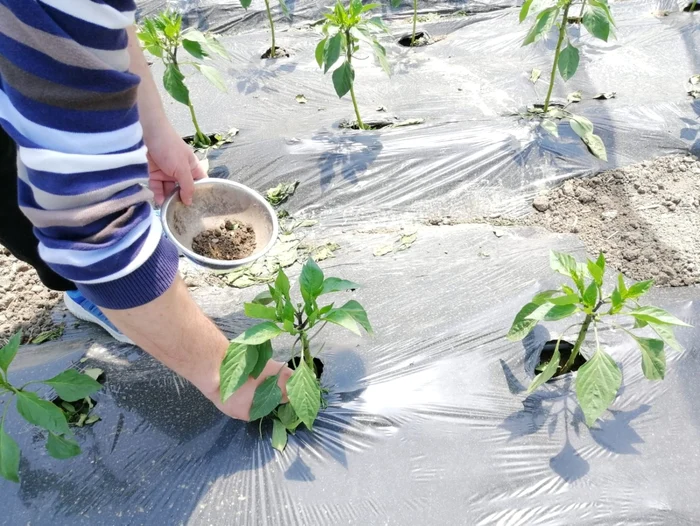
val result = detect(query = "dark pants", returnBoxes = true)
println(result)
[0,127,75,291]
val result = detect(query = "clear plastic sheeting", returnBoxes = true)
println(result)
[142,0,697,218]
[2,224,698,525]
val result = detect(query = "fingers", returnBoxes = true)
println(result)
[190,153,208,181]
[149,179,166,206]
[174,163,195,206]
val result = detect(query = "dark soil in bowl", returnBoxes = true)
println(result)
[261,47,290,59]
[192,220,256,260]
[398,31,431,47]
[538,339,587,378]
[288,357,324,378]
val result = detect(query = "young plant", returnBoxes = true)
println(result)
[507,251,690,427]
[391,0,419,47]
[316,0,391,130]
[239,0,289,58]
[137,11,231,149]
[520,0,615,160]
[0,332,102,482]
[219,259,372,451]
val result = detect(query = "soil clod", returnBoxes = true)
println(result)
[192,220,256,261]
[261,47,290,59]
[398,31,431,47]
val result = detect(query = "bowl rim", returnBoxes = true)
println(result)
[160,179,279,268]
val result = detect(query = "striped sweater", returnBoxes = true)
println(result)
[0,0,179,309]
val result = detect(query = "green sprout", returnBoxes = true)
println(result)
[520,0,615,160]
[508,251,691,427]
[316,0,391,130]
[219,259,372,451]
[136,11,231,149]
[0,332,102,483]
[239,0,290,58]
[391,0,420,47]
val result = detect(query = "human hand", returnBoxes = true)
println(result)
[211,360,293,421]
[145,123,207,206]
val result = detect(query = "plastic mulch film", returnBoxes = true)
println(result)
[2,223,698,524]
[2,0,700,523]
[142,0,697,218]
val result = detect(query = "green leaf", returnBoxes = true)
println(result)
[240,0,252,8]
[361,1,381,11]
[287,361,321,430]
[610,287,623,313]
[252,290,275,306]
[163,64,190,105]
[182,38,208,59]
[332,61,355,98]
[321,278,359,295]
[324,33,343,73]
[549,294,581,306]
[46,433,81,459]
[276,403,301,431]
[587,259,604,286]
[626,280,654,300]
[315,38,328,68]
[42,369,102,402]
[324,308,361,336]
[629,307,691,327]
[507,302,539,341]
[519,0,534,22]
[525,303,554,321]
[16,391,70,435]
[275,269,291,300]
[545,304,578,320]
[523,7,559,46]
[0,426,20,483]
[582,7,610,42]
[633,337,666,380]
[558,44,580,81]
[532,290,559,304]
[527,342,561,393]
[633,317,649,329]
[300,259,325,299]
[550,251,578,278]
[245,303,279,321]
[341,300,372,333]
[83,368,103,381]
[220,343,258,402]
[204,36,231,59]
[233,322,284,344]
[0,332,21,374]
[649,323,683,352]
[617,274,628,297]
[372,41,391,76]
[581,133,608,162]
[569,115,594,138]
[249,376,282,421]
[272,419,288,451]
[596,252,606,274]
[249,341,274,379]
[196,64,227,92]
[541,119,559,137]
[589,0,616,26]
[576,349,621,427]
[582,281,598,308]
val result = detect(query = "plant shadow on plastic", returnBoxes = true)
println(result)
[314,132,384,190]
[0,332,103,483]
[219,258,372,451]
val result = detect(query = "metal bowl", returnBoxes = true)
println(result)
[160,179,278,270]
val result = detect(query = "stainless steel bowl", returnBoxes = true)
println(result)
[160,179,278,270]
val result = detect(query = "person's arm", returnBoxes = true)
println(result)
[0,1,287,419]
[125,25,206,206]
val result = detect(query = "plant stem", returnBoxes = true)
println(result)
[411,0,418,46]
[560,313,591,374]
[578,0,587,21]
[692,0,697,12]
[187,99,210,147]
[264,0,277,58]
[345,30,365,130]
[300,332,314,370]
[544,2,572,113]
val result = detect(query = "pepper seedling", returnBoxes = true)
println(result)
[391,0,420,47]
[520,0,615,160]
[219,259,372,451]
[507,251,690,427]
[137,11,231,149]
[239,0,290,58]
[316,0,391,130]
[0,332,102,482]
